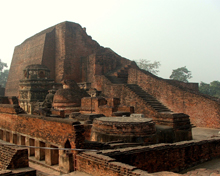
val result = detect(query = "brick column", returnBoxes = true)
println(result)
[0,129,3,140]
[45,143,59,165]
[26,137,35,156]
[9,133,13,143]
[59,152,74,173]
[35,140,45,160]
[3,130,6,141]
[17,134,21,145]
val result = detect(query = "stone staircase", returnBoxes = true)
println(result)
[126,84,172,113]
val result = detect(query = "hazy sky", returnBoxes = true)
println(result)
[0,0,220,83]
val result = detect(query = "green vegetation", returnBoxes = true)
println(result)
[136,59,161,75]
[199,81,220,98]
[169,66,192,83]
[0,59,8,87]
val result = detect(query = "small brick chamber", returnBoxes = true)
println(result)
[90,117,157,144]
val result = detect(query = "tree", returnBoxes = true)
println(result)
[200,81,220,98]
[137,59,161,75]
[0,59,8,87]
[199,82,211,95]
[169,66,192,83]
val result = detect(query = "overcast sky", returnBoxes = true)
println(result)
[0,0,220,83]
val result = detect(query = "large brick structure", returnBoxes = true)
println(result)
[5,21,131,97]
[5,21,220,129]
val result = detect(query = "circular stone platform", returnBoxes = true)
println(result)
[90,117,157,144]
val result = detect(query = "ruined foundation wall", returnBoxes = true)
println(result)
[128,68,220,128]
[77,152,149,176]
[104,138,220,173]
[77,138,220,175]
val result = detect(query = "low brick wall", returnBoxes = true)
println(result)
[77,138,220,175]
[77,152,150,176]
[102,138,220,173]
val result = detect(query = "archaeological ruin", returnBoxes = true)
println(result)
[0,21,220,176]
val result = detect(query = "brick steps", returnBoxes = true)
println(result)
[105,64,132,84]
[105,76,127,84]
[126,84,172,113]
[105,64,172,113]
[0,141,17,170]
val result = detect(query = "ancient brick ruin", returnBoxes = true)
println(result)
[0,21,220,175]
[5,21,220,129]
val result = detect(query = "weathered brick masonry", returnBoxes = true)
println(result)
[0,140,36,175]
[5,22,132,97]
[0,111,84,148]
[94,75,158,118]
[5,22,100,96]
[77,138,220,175]
[128,68,220,128]
[0,104,85,173]
[5,21,220,129]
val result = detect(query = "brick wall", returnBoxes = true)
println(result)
[104,138,220,173]
[5,30,49,96]
[165,79,199,91]
[62,22,100,83]
[42,28,56,80]
[77,138,220,175]
[77,152,148,176]
[0,104,21,114]
[94,48,131,76]
[0,112,84,148]
[94,76,158,118]
[128,68,220,128]
[5,22,100,96]
[6,21,133,97]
